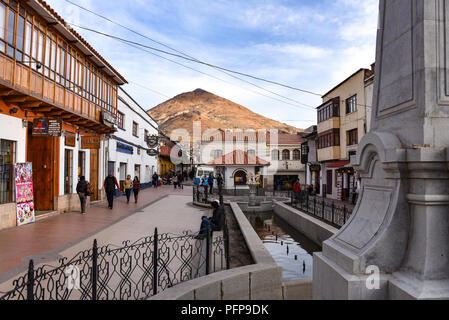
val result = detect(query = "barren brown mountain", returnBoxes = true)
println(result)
[147,89,303,138]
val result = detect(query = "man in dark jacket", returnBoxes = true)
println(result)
[152,173,159,188]
[103,172,120,209]
[76,176,88,214]
[195,200,225,240]
[208,173,215,195]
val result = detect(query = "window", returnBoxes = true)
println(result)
[117,112,124,129]
[248,149,256,156]
[0,139,16,204]
[6,8,15,57]
[282,149,290,161]
[317,98,340,123]
[132,121,138,137]
[347,129,358,146]
[293,149,301,160]
[346,95,357,114]
[317,129,340,149]
[0,3,6,53]
[271,149,279,160]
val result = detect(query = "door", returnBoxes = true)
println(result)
[89,149,99,201]
[134,164,140,181]
[64,149,73,194]
[26,127,54,211]
[326,170,333,195]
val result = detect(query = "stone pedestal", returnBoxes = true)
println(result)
[313,0,449,300]
[248,184,258,207]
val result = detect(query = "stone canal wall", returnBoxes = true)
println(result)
[150,202,285,300]
[273,201,338,247]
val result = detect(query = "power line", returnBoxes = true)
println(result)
[64,0,316,110]
[74,25,318,112]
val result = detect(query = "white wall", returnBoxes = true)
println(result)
[107,88,158,184]
[0,114,27,163]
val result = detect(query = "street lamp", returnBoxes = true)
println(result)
[21,61,42,70]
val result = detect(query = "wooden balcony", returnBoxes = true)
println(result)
[0,54,115,134]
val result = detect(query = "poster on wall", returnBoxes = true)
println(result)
[14,163,35,226]
[337,172,343,201]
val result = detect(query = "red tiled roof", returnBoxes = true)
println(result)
[34,0,127,85]
[266,133,304,145]
[207,150,270,166]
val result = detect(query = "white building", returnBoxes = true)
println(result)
[106,88,159,191]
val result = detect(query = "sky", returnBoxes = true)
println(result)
[45,0,379,130]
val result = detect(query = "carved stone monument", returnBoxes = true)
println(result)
[313,0,449,299]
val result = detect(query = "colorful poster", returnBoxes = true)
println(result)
[15,163,35,226]
[337,172,343,201]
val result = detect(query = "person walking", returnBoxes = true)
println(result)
[104,172,120,209]
[152,172,159,188]
[201,174,209,200]
[178,171,184,190]
[208,172,215,195]
[76,176,88,214]
[124,175,133,204]
[173,173,179,189]
[133,176,141,203]
[293,178,301,204]
[217,173,224,194]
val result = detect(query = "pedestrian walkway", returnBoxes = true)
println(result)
[0,185,199,283]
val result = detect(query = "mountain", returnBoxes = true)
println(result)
[147,89,303,139]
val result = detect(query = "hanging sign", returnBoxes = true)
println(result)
[47,118,62,136]
[14,163,35,226]
[81,136,100,149]
[147,149,159,156]
[65,132,76,147]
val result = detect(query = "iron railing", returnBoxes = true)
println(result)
[0,226,230,300]
[290,191,353,228]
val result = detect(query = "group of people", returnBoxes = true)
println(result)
[198,172,224,197]
[172,171,185,189]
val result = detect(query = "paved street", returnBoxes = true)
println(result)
[0,185,209,284]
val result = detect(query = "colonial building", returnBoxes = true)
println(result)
[301,126,321,195]
[316,65,374,203]
[0,0,126,230]
[106,87,158,191]
[265,132,304,191]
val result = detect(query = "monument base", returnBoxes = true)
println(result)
[313,253,389,300]
[389,272,449,300]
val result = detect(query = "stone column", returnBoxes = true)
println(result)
[313,0,449,300]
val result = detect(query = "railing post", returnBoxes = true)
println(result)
[26,259,34,301]
[343,205,347,224]
[197,186,200,202]
[224,223,230,270]
[92,239,98,301]
[206,224,211,275]
[205,188,208,203]
[331,201,335,223]
[306,194,309,212]
[313,197,316,216]
[153,228,158,296]
[322,199,325,218]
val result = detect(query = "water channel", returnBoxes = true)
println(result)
[244,211,321,281]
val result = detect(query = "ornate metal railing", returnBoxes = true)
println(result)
[290,191,353,228]
[0,226,229,300]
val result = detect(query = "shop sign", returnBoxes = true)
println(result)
[310,165,321,171]
[117,142,133,154]
[147,148,159,156]
[81,136,100,149]
[14,163,35,226]
[32,118,62,136]
[146,135,159,148]
[101,111,116,128]
[65,132,76,147]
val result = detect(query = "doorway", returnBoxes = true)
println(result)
[26,126,56,211]
[64,149,73,194]
[89,149,99,201]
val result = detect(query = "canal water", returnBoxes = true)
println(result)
[244,211,321,281]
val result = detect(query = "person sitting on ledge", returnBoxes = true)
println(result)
[194,200,225,240]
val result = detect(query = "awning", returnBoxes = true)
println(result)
[327,160,350,168]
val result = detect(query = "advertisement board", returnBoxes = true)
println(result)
[14,163,35,226]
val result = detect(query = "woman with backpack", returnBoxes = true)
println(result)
[133,176,141,203]
[76,176,88,214]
